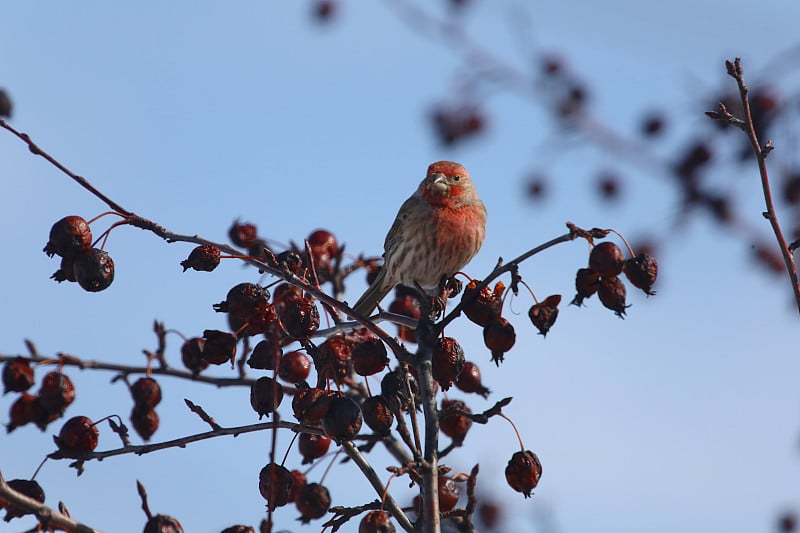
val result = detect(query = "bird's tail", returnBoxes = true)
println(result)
[352,269,392,317]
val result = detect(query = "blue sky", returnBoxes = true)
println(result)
[2,1,800,532]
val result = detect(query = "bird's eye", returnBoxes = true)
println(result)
[453,175,461,182]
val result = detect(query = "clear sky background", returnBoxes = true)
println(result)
[2,1,800,532]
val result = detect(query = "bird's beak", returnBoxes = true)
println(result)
[428,173,448,195]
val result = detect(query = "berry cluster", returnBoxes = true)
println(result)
[4,359,75,433]
[45,216,115,292]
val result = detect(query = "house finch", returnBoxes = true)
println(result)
[352,161,487,316]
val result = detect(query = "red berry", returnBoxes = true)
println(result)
[201,330,237,365]
[250,377,284,419]
[278,350,312,383]
[307,229,339,282]
[322,396,362,443]
[1,479,45,521]
[292,387,337,423]
[2,357,34,394]
[315,334,353,385]
[228,220,258,248]
[180,337,209,375]
[598,276,628,317]
[454,361,490,398]
[351,329,389,377]
[438,476,460,512]
[295,482,331,523]
[483,317,515,366]
[43,215,92,258]
[359,510,396,533]
[180,244,220,272]
[388,292,420,343]
[259,463,293,510]
[362,395,394,436]
[131,377,162,409]
[462,279,504,327]
[589,241,625,277]
[623,252,658,296]
[54,415,99,455]
[130,405,159,441]
[279,296,320,339]
[505,450,542,498]
[6,392,45,432]
[38,371,75,416]
[439,399,472,444]
[528,294,561,336]
[298,433,331,464]
[72,248,115,292]
[432,337,465,390]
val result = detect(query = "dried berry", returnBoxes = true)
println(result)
[180,244,221,272]
[624,252,658,295]
[250,377,284,419]
[483,317,515,366]
[279,296,320,339]
[214,283,275,337]
[131,377,162,409]
[454,361,490,398]
[298,433,331,464]
[359,510,396,533]
[73,248,115,292]
[528,294,561,336]
[439,399,472,444]
[248,336,283,370]
[228,220,258,248]
[438,476,460,512]
[51,255,78,283]
[307,229,338,282]
[288,469,307,503]
[505,450,542,498]
[131,405,159,441]
[292,387,336,423]
[322,396,362,443]
[278,350,312,384]
[38,371,75,416]
[220,527,255,533]
[462,279,504,327]
[143,514,184,533]
[0,89,11,118]
[432,337,465,390]
[53,415,99,455]
[295,482,331,523]
[598,276,628,317]
[589,241,625,277]
[315,334,353,385]
[351,329,389,377]
[2,357,34,394]
[362,395,394,436]
[1,479,45,522]
[7,392,45,432]
[571,267,600,306]
[273,283,303,304]
[388,291,421,343]
[259,463,293,510]
[180,337,208,375]
[43,215,92,258]
[201,330,237,366]
[381,368,418,413]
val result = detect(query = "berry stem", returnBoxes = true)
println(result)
[519,279,539,305]
[608,229,636,258]
[499,413,526,453]
[86,211,126,225]
[281,432,299,467]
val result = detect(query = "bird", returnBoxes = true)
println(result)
[352,161,487,316]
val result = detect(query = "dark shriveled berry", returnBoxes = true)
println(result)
[7,392,44,432]
[598,276,628,317]
[292,387,337,423]
[53,415,99,455]
[248,336,283,371]
[359,510,396,533]
[73,248,115,292]
[381,368,418,412]
[3,357,34,394]
[201,330,237,366]
[528,294,561,336]
[322,396,362,443]
[362,395,394,436]
[295,482,331,523]
[143,514,184,533]
[228,220,258,248]
[259,463,293,510]
[589,241,625,277]
[351,329,389,377]
[432,337,465,390]
[180,244,221,272]
[131,377,162,409]
[483,317,515,366]
[1,479,45,521]
[214,283,274,337]
[250,377,284,419]
[279,297,320,339]
[571,268,600,306]
[439,399,472,444]
[288,469,307,503]
[51,255,78,283]
[38,371,75,416]
[43,215,92,258]
[180,337,209,375]
[505,450,542,498]
[462,279,504,327]
[624,252,658,295]
[131,405,159,441]
[455,361,490,398]
[315,334,353,385]
[298,432,331,464]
